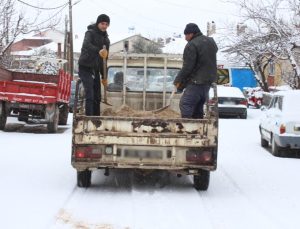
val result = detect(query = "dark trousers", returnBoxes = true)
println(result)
[179,84,210,119]
[78,65,101,116]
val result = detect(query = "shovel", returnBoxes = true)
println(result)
[153,87,176,113]
[100,45,112,106]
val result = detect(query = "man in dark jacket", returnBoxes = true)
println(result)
[173,23,218,119]
[78,14,110,116]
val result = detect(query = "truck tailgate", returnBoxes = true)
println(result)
[73,116,218,147]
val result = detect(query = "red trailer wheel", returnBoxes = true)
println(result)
[0,102,7,130]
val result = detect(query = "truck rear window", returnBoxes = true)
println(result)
[108,67,180,92]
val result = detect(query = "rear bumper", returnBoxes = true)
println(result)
[72,161,217,173]
[218,107,247,117]
[72,145,217,173]
[275,134,300,149]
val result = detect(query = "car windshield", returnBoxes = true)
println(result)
[108,67,179,92]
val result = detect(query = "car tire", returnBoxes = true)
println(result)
[194,169,210,191]
[261,136,269,147]
[0,101,7,130]
[59,104,69,125]
[240,110,247,119]
[271,135,281,157]
[77,170,91,188]
[47,104,59,133]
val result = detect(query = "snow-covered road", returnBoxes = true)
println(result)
[1,109,300,229]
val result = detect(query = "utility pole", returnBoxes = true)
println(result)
[63,15,68,72]
[68,0,74,76]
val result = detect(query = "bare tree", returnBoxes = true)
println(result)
[0,0,61,67]
[132,36,163,54]
[224,0,300,89]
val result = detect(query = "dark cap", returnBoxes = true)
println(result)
[184,23,201,35]
[96,14,110,25]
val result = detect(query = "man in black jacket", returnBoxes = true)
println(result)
[174,23,218,119]
[78,14,110,116]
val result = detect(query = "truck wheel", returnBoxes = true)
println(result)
[261,136,269,147]
[0,102,7,130]
[77,170,91,188]
[46,104,59,133]
[271,135,281,157]
[194,169,210,191]
[59,104,69,125]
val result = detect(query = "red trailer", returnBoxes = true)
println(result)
[0,67,71,133]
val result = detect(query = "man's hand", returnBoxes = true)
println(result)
[174,82,182,89]
[99,49,108,59]
[174,82,184,93]
[101,79,108,87]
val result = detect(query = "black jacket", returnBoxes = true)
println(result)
[78,24,110,76]
[174,33,218,87]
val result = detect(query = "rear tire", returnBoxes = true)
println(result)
[261,136,269,147]
[240,110,247,119]
[271,135,281,157]
[0,102,7,130]
[194,170,210,191]
[59,104,69,125]
[77,170,91,188]
[46,104,59,133]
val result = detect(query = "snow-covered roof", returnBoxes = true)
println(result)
[11,41,63,56]
[162,37,186,54]
[273,90,300,114]
[210,85,245,98]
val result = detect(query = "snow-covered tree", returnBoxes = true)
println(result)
[0,0,60,67]
[224,0,300,90]
[132,37,163,54]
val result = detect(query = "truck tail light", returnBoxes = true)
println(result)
[186,149,213,164]
[75,146,102,160]
[280,124,286,134]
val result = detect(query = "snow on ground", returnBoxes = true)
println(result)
[1,110,300,229]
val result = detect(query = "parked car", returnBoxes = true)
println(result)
[259,90,300,156]
[210,86,248,118]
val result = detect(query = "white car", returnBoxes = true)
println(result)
[147,75,174,92]
[259,90,300,156]
[210,86,248,119]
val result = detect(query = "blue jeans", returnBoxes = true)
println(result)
[179,84,210,119]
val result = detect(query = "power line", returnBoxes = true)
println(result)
[34,4,68,27]
[88,0,179,34]
[151,0,236,16]
[16,0,68,10]
[25,0,83,27]
[108,0,182,30]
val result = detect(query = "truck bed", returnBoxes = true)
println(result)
[0,67,71,104]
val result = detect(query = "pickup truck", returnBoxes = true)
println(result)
[71,54,218,191]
